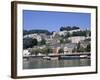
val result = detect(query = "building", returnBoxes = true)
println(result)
[23,33,42,42]
[63,43,77,54]
[68,29,81,34]
[23,49,30,56]
[68,36,86,43]
[58,31,68,36]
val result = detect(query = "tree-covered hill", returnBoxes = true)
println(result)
[23,29,51,35]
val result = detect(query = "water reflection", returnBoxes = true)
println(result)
[23,57,91,69]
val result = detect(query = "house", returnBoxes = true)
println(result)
[68,36,86,43]
[63,43,77,54]
[49,43,61,54]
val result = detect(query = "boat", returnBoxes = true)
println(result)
[80,55,90,59]
[43,56,51,60]
[43,56,59,60]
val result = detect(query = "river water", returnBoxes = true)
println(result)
[23,57,91,69]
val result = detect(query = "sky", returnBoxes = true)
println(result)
[23,10,91,32]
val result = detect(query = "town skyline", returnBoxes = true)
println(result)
[23,10,91,32]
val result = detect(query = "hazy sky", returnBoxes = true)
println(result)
[23,10,91,32]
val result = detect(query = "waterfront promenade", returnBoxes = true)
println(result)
[23,52,90,59]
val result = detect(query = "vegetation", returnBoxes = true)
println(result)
[85,44,91,52]
[23,29,51,35]
[60,38,71,43]
[77,42,91,52]
[60,26,80,31]
[31,47,53,55]
[23,38,38,49]
[58,48,64,53]
[38,39,46,45]
[72,31,87,37]
[23,37,47,49]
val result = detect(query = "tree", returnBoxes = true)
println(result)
[72,48,77,53]
[58,48,64,53]
[77,42,80,52]
[85,44,91,52]
[72,31,87,36]
[23,38,38,49]
[60,26,80,31]
[32,38,38,46]
[60,27,65,31]
[31,48,40,55]
[23,29,51,35]
[60,38,64,43]
[39,39,46,45]
[72,26,80,30]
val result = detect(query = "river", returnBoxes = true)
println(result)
[23,57,91,69]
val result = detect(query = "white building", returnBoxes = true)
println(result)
[68,36,86,43]
[24,34,42,42]
[58,31,67,36]
[64,43,77,54]
[68,29,81,34]
[23,49,30,56]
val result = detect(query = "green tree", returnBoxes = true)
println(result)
[60,38,64,43]
[77,42,80,52]
[23,38,38,49]
[58,48,64,53]
[31,48,40,55]
[39,39,46,45]
[32,39,38,46]
[85,44,91,52]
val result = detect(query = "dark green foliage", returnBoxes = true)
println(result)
[23,30,29,35]
[32,38,38,46]
[84,38,91,41]
[23,38,38,49]
[60,26,80,31]
[85,44,91,52]
[77,42,86,52]
[44,47,53,54]
[39,39,46,45]
[58,48,64,53]
[72,31,87,36]
[65,32,70,38]
[23,29,51,35]
[31,48,40,55]
[72,48,77,53]
[77,42,80,52]
[77,42,91,52]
